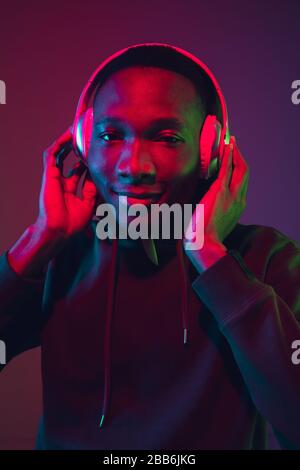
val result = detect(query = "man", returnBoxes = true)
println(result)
[0,43,300,450]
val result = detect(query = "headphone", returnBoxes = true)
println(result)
[71,42,230,180]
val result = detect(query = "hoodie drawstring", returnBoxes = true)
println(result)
[100,237,119,428]
[176,238,190,347]
[99,237,190,428]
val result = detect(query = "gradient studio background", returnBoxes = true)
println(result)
[0,0,299,450]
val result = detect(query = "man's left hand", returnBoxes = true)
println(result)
[184,136,249,273]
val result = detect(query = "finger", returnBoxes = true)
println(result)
[240,169,249,202]
[49,126,73,155]
[63,162,86,194]
[43,126,73,171]
[218,138,233,188]
[55,143,73,172]
[40,128,74,204]
[81,170,98,205]
[230,137,249,196]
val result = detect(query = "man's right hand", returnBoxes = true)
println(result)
[7,128,98,278]
[38,127,97,239]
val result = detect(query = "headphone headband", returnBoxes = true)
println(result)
[73,42,230,155]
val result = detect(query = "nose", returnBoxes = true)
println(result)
[116,140,156,185]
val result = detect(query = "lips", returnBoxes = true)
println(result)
[111,184,164,201]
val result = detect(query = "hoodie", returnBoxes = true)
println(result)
[0,221,300,450]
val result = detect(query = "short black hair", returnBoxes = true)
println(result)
[92,45,221,121]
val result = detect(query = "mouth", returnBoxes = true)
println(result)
[111,185,165,203]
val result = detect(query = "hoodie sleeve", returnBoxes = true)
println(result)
[0,251,45,371]
[192,240,300,449]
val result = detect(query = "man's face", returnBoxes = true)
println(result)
[88,65,205,213]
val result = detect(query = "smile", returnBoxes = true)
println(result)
[111,185,164,201]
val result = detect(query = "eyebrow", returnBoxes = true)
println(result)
[94,116,185,131]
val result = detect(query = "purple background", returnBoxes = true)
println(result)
[0,0,299,449]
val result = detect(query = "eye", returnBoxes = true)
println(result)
[154,133,183,144]
[98,132,122,142]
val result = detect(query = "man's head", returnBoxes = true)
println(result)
[88,63,212,213]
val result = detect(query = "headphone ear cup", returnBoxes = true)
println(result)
[73,107,94,161]
[199,115,222,179]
